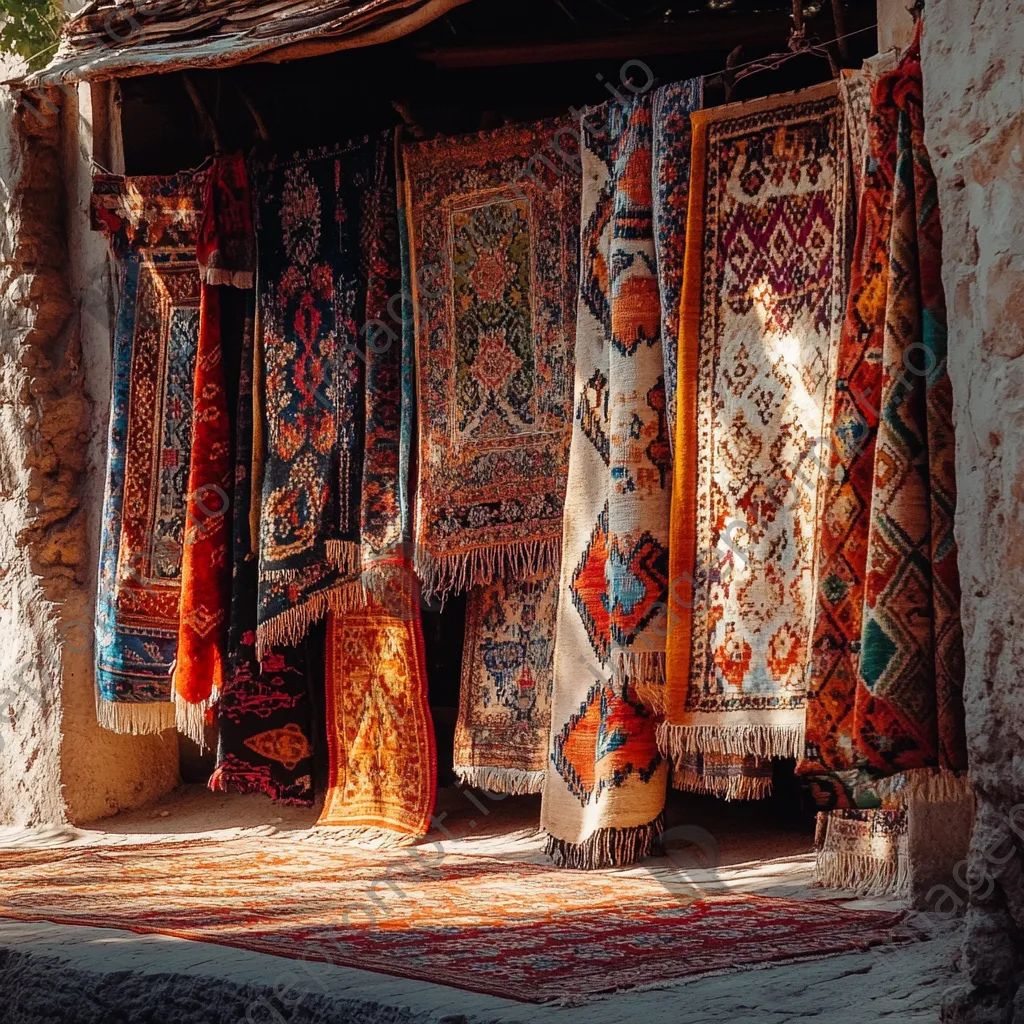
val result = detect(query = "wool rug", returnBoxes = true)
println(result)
[0,837,913,1003]
[359,130,407,595]
[92,171,205,735]
[813,808,909,898]
[663,82,850,775]
[317,573,436,839]
[839,52,898,210]
[799,45,967,807]
[174,154,255,744]
[254,137,380,657]
[209,310,315,805]
[671,751,775,802]
[402,118,580,600]
[454,572,557,794]
[542,97,669,869]
[652,77,703,457]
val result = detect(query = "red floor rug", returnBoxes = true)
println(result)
[0,839,911,1003]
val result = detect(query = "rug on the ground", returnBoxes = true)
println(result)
[663,82,850,775]
[0,837,913,1003]
[799,42,967,808]
[652,77,703,457]
[541,97,669,869]
[317,572,436,838]
[454,572,557,794]
[209,310,315,806]
[253,137,381,657]
[814,807,909,898]
[174,154,254,744]
[91,171,205,735]
[402,118,579,600]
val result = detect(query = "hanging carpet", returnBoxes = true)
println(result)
[173,154,255,744]
[453,572,558,794]
[652,77,703,457]
[209,309,315,805]
[317,572,436,839]
[663,82,850,772]
[0,838,914,1004]
[671,751,775,802]
[541,96,669,869]
[402,118,580,600]
[254,136,379,657]
[798,43,967,808]
[91,171,205,735]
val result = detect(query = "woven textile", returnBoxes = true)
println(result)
[542,98,669,869]
[663,83,849,773]
[174,156,255,744]
[454,572,557,794]
[92,172,205,735]
[359,132,407,591]
[799,48,967,807]
[652,78,703,454]
[254,137,379,656]
[671,751,775,802]
[839,53,898,210]
[317,576,436,838]
[813,808,909,897]
[0,838,913,1003]
[209,317,315,805]
[402,119,580,600]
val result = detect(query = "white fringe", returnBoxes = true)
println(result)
[813,847,911,899]
[172,686,218,749]
[612,650,666,713]
[95,698,176,736]
[415,537,561,602]
[672,764,773,802]
[658,721,805,761]
[453,765,546,796]
[200,268,254,288]
[300,826,421,850]
[876,768,974,805]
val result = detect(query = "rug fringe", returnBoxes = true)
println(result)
[612,650,666,713]
[324,540,363,576]
[671,763,773,802]
[173,687,218,749]
[416,536,561,601]
[657,721,804,761]
[453,765,546,795]
[813,847,911,899]
[544,812,665,870]
[201,268,254,288]
[95,698,175,736]
[876,768,973,805]
[207,766,314,807]
[255,577,366,661]
[300,826,421,850]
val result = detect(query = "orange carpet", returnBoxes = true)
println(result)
[0,838,913,1003]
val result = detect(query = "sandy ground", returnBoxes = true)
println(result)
[0,785,960,1022]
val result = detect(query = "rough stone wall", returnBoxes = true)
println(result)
[0,82,178,825]
[919,3,1024,1021]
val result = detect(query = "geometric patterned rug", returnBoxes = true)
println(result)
[0,839,911,1002]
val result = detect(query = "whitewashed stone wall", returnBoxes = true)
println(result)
[919,2,1024,1020]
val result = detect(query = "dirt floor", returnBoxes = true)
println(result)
[0,785,960,1023]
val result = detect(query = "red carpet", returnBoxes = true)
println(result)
[0,839,911,1003]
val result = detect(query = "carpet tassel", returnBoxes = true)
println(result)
[545,812,665,870]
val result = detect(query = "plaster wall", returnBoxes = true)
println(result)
[917,2,1024,1020]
